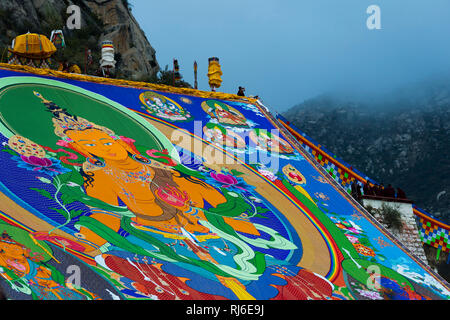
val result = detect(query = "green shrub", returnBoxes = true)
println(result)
[379,203,403,231]
[364,204,376,215]
[364,203,403,232]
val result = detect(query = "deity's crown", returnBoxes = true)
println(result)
[33,91,117,141]
[0,231,20,246]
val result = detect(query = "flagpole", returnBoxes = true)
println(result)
[173,58,175,86]
[194,61,198,89]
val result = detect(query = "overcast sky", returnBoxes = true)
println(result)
[131,0,450,112]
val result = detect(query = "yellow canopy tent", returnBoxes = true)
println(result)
[9,33,57,59]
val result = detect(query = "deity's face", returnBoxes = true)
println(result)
[67,129,129,162]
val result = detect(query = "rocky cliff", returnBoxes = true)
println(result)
[0,0,159,80]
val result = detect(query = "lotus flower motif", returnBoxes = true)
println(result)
[13,155,70,177]
[210,172,238,187]
[21,155,53,170]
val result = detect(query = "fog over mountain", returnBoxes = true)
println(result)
[283,74,450,223]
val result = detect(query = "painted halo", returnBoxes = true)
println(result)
[139,91,192,122]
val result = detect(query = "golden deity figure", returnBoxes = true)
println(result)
[29,92,260,294]
[32,92,233,243]
[0,88,318,302]
[31,91,260,299]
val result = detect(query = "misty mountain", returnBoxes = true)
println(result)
[283,77,450,223]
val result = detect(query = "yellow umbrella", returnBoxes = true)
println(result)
[9,33,57,59]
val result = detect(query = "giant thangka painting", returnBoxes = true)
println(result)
[0,70,448,300]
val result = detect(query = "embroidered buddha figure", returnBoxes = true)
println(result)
[32,92,264,300]
[32,92,259,250]
[250,129,294,154]
[202,100,248,127]
[203,123,246,148]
